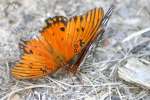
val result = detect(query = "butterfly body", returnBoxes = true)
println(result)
[11,7,112,79]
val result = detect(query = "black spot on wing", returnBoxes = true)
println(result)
[60,27,65,31]
[26,50,33,54]
[40,16,68,33]
[77,28,80,32]
[79,39,85,47]
[45,17,53,25]
[81,27,84,32]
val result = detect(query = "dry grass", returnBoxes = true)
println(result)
[0,0,150,100]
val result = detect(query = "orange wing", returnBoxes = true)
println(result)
[65,8,104,62]
[12,16,68,79]
[11,8,104,79]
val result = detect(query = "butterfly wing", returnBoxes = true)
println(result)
[65,8,104,65]
[12,16,69,79]
[11,8,104,79]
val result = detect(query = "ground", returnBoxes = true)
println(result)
[0,0,150,100]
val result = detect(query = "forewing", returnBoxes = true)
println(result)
[65,8,104,62]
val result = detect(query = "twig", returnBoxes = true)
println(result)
[122,27,150,43]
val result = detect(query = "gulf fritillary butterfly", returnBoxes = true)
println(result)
[11,7,113,79]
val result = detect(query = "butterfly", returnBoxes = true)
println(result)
[11,7,113,79]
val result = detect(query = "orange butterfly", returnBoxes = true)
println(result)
[11,7,113,79]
